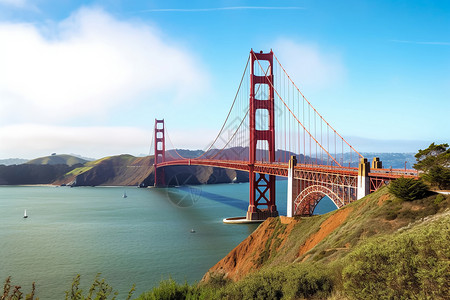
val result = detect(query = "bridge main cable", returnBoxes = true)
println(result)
[166,56,251,161]
[272,52,363,160]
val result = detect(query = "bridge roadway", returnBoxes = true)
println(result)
[156,159,418,184]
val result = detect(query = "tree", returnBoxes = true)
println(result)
[414,143,450,190]
[388,177,429,201]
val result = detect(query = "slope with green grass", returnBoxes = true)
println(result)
[138,186,449,299]
[26,154,89,166]
[53,155,155,186]
[53,154,249,187]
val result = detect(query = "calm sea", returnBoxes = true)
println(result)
[0,181,335,299]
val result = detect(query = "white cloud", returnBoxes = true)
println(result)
[0,7,209,124]
[273,39,345,88]
[0,124,152,158]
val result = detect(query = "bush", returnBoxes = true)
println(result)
[65,274,134,300]
[2,277,37,300]
[342,215,450,299]
[222,264,333,300]
[203,272,231,289]
[435,194,446,205]
[388,177,429,201]
[385,210,398,220]
[137,278,196,300]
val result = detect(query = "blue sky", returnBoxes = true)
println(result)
[0,0,448,159]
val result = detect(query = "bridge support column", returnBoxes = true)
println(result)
[247,168,278,220]
[287,156,298,217]
[154,119,166,187]
[357,158,370,200]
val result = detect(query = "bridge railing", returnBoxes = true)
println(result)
[370,168,419,177]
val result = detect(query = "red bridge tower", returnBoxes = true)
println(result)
[154,119,165,187]
[247,50,278,220]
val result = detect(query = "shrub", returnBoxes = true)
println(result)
[65,274,134,300]
[434,194,446,205]
[137,278,196,300]
[222,264,333,300]
[342,215,450,299]
[385,210,398,220]
[2,277,37,300]
[203,272,231,289]
[388,177,429,201]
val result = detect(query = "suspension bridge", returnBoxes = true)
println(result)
[150,50,418,221]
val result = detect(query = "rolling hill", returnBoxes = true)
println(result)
[53,154,249,187]
[26,154,89,166]
[194,187,449,299]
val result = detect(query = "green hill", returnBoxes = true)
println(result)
[26,154,89,166]
[138,186,449,299]
[54,154,248,187]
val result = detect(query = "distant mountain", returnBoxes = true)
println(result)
[166,149,205,159]
[54,155,155,187]
[0,158,28,166]
[360,152,416,169]
[0,151,420,186]
[167,148,417,169]
[53,154,248,187]
[0,164,74,185]
[26,154,89,167]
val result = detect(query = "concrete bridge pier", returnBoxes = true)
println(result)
[357,158,370,200]
[287,155,298,218]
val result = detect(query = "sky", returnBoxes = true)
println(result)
[0,0,449,159]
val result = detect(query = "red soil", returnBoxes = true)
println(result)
[297,207,352,257]
[203,217,300,282]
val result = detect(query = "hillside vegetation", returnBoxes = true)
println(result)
[138,186,449,299]
[0,164,74,185]
[54,154,248,187]
[55,155,155,186]
[26,154,89,166]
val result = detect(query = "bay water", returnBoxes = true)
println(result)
[0,181,336,299]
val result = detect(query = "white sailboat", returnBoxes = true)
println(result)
[23,209,28,218]
[122,191,127,198]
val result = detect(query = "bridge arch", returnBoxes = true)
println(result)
[293,185,344,216]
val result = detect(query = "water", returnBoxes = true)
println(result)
[0,181,336,299]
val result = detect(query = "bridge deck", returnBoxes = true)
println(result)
[156,159,417,181]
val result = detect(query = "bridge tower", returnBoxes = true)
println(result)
[154,119,166,187]
[247,50,279,220]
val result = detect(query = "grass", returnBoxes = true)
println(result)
[65,166,94,176]
[62,154,140,179]
[135,208,449,300]
[254,218,287,267]
[342,211,450,299]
